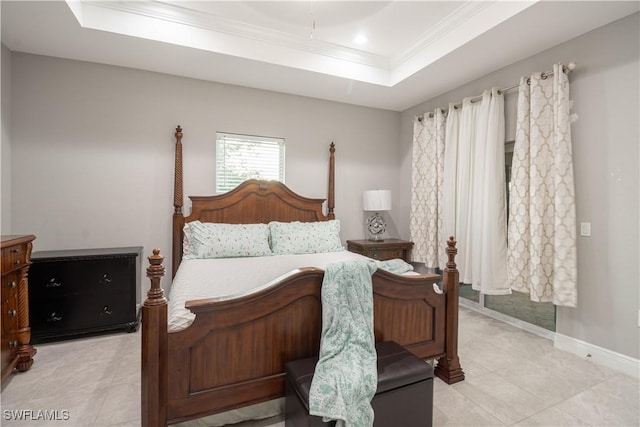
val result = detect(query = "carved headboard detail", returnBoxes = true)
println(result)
[171,126,336,277]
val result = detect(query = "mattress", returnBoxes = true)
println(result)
[167,250,369,332]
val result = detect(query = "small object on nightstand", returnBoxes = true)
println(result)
[347,239,413,262]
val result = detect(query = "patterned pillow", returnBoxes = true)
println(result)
[183,221,272,259]
[269,220,344,255]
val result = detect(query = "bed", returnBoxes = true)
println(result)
[141,126,464,426]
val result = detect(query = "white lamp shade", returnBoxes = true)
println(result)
[363,190,391,211]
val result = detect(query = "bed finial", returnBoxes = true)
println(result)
[328,142,335,219]
[446,236,457,270]
[145,248,166,304]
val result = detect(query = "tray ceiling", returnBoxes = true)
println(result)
[2,1,638,111]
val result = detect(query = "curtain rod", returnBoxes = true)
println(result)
[418,62,576,121]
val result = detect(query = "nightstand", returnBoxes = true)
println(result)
[346,239,414,262]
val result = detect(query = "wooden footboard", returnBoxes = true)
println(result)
[166,268,325,423]
[141,239,463,426]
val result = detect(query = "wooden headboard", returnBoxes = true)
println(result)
[171,126,336,277]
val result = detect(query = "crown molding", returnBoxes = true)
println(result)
[74,1,535,86]
[85,1,389,70]
[391,1,494,68]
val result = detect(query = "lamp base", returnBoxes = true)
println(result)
[366,212,386,242]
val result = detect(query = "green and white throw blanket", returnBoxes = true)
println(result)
[308,258,413,427]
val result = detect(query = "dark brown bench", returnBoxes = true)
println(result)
[285,341,434,427]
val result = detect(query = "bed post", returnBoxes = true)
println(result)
[327,142,335,220]
[172,125,184,278]
[434,236,465,384]
[141,249,168,427]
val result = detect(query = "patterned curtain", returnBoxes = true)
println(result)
[410,110,445,268]
[507,64,578,307]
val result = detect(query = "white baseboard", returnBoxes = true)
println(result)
[554,333,640,380]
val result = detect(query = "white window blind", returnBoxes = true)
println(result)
[216,132,285,193]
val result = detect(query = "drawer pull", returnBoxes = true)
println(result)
[45,278,62,288]
[100,273,113,285]
[102,306,113,316]
[7,309,16,317]
[46,312,63,323]
[8,281,16,289]
[9,340,17,349]
[14,259,21,265]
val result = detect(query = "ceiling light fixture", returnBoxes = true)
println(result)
[354,34,368,45]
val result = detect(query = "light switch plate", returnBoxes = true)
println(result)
[580,222,591,237]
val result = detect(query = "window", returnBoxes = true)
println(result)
[215,132,285,193]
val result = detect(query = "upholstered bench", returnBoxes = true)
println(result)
[285,341,434,427]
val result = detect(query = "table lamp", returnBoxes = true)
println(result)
[363,190,391,241]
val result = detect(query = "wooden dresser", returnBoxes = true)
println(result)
[1,234,37,382]
[29,247,142,343]
[346,239,414,262]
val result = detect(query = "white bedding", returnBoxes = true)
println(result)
[167,250,370,332]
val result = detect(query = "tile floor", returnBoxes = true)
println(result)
[1,306,638,426]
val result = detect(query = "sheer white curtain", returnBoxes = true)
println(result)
[441,103,459,268]
[451,89,509,294]
[507,64,577,306]
[411,89,509,294]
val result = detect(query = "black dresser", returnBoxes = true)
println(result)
[29,247,142,343]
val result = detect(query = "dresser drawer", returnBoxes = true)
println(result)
[30,291,133,336]
[2,295,19,334]
[1,298,19,370]
[346,239,413,263]
[366,248,404,261]
[2,272,19,302]
[1,245,28,273]
[30,257,134,296]
[3,292,19,323]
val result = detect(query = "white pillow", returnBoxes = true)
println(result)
[269,220,344,255]
[184,221,272,259]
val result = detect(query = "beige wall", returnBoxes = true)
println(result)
[400,13,640,359]
[7,53,401,293]
[1,43,12,233]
